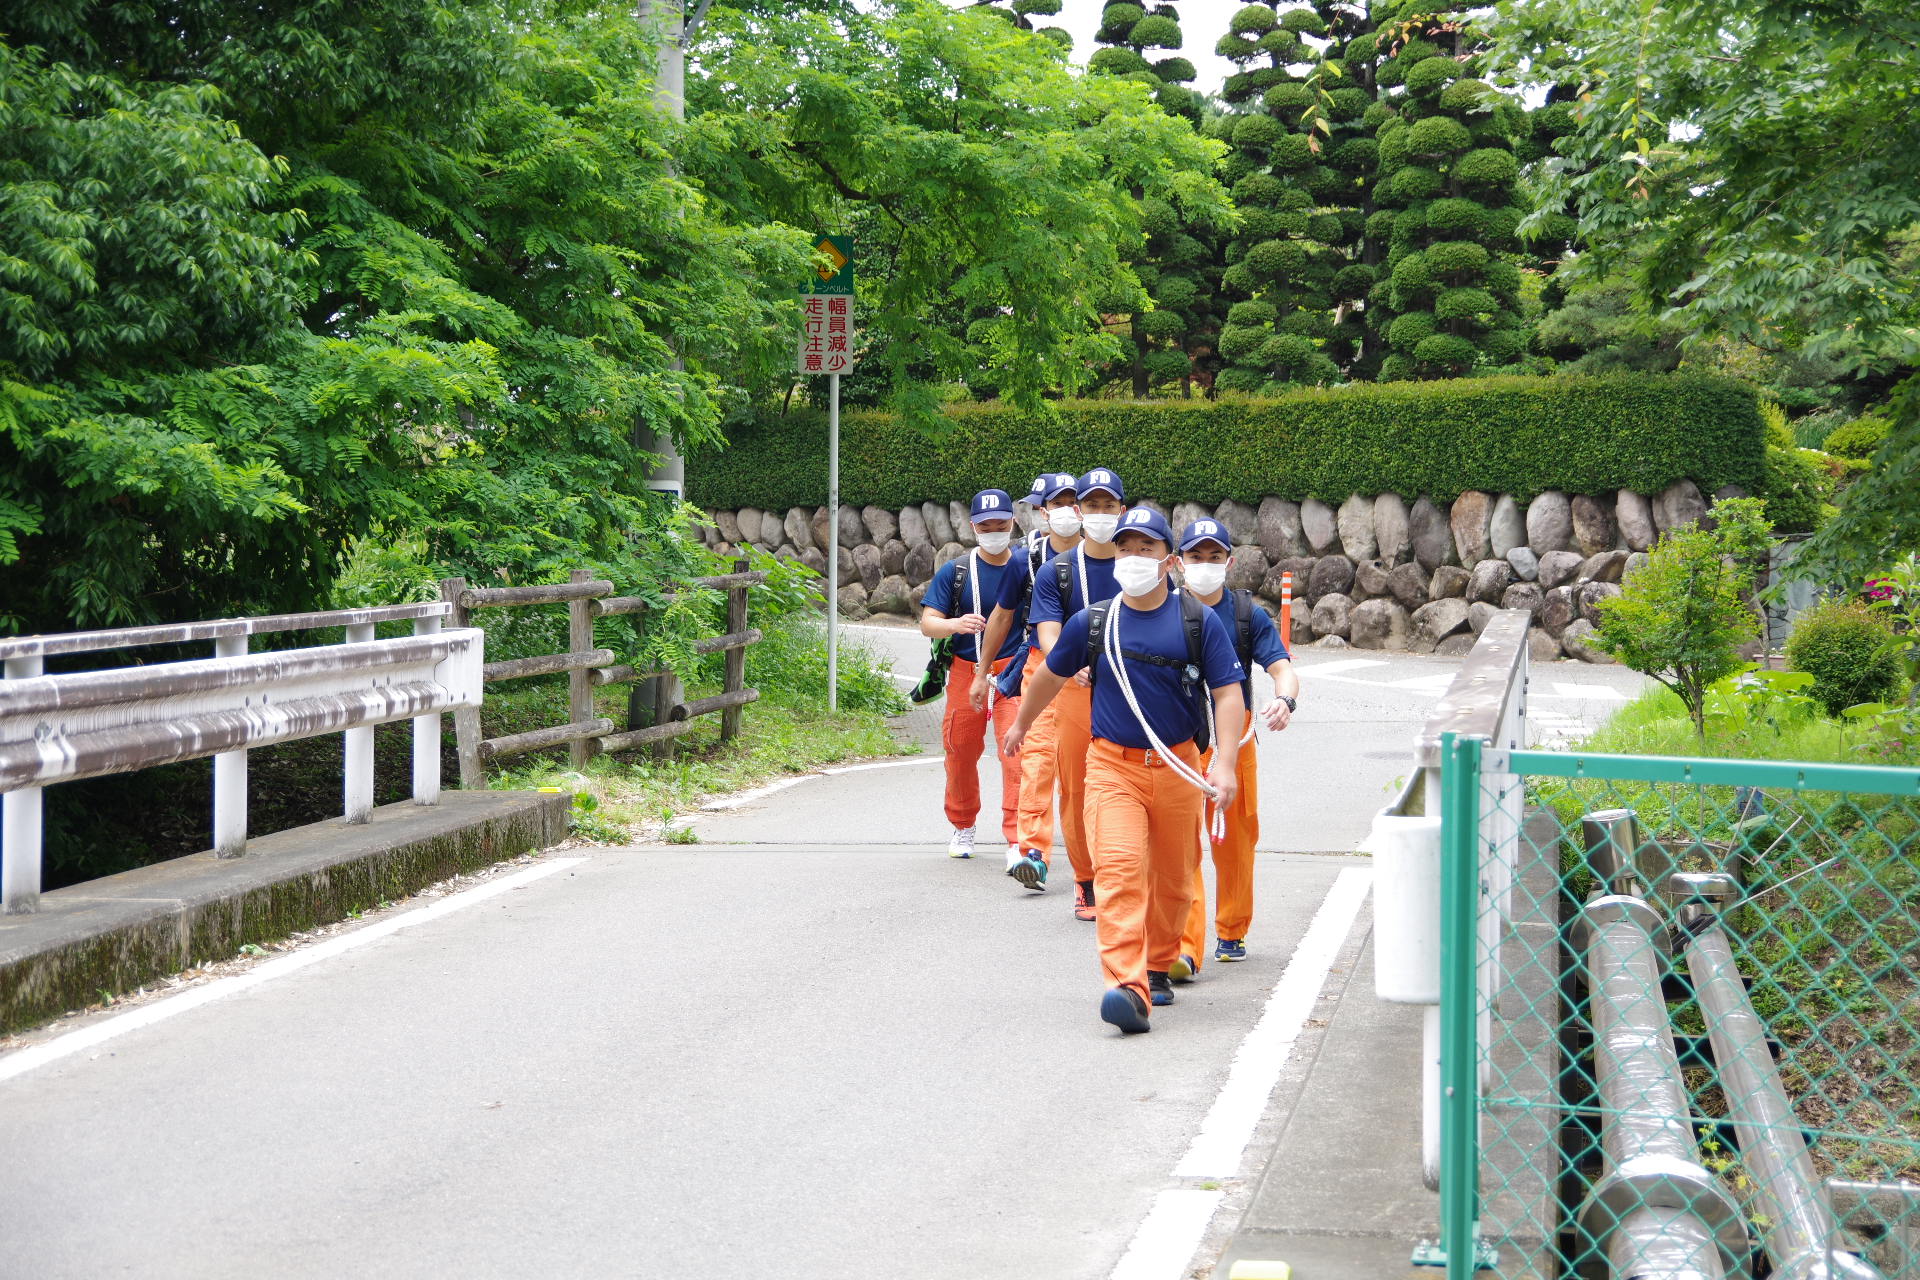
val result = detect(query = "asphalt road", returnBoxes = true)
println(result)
[0,622,1645,1280]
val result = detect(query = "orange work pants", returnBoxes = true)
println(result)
[1083,739,1207,1007]
[943,654,1020,843]
[1180,739,1259,971]
[1012,649,1060,856]
[1050,677,1095,881]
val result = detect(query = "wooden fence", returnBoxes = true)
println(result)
[438,561,766,788]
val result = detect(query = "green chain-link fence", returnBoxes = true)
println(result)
[1439,736,1920,1277]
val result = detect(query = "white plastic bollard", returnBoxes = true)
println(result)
[343,622,376,823]
[1366,808,1443,1190]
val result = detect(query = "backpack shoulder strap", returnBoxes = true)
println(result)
[1055,553,1072,606]
[1179,590,1206,669]
[950,553,971,616]
[1085,598,1114,686]
[1232,589,1255,671]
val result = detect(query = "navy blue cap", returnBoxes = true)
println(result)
[1037,472,1078,503]
[1077,467,1125,501]
[1114,505,1172,546]
[1024,475,1049,503]
[969,489,1016,523]
[1178,518,1233,552]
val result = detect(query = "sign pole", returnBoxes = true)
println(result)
[828,372,841,713]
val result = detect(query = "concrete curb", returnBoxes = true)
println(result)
[0,790,569,1033]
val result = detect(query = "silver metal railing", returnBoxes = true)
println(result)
[0,604,473,913]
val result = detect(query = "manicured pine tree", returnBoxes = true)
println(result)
[1365,2,1528,379]
[1090,0,1225,396]
[972,0,1073,51]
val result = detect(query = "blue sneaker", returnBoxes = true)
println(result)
[1169,954,1198,984]
[1100,986,1151,1033]
[1215,938,1247,963]
[1148,971,1175,1006]
[1009,851,1048,891]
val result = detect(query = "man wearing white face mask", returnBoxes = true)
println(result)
[1168,518,1299,982]
[1003,506,1246,1032]
[968,472,1081,889]
[1021,467,1127,921]
[920,489,1025,860]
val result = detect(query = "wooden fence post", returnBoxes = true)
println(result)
[568,568,597,770]
[721,556,749,742]
[441,577,484,789]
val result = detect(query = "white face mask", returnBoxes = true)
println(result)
[1080,512,1120,544]
[1182,562,1228,595]
[1113,554,1164,598]
[975,530,1012,555]
[1047,508,1083,538]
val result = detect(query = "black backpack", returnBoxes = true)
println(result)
[1229,588,1256,688]
[1084,590,1214,752]
[908,555,976,705]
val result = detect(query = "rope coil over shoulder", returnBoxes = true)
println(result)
[1097,594,1232,843]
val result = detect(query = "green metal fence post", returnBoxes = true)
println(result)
[1439,731,1484,1276]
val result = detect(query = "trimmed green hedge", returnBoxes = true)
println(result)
[687,374,1766,511]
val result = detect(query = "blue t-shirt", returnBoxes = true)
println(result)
[1046,594,1245,748]
[995,536,1069,651]
[927,550,1025,664]
[1206,591,1291,700]
[1027,546,1120,640]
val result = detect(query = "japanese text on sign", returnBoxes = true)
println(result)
[797,293,855,376]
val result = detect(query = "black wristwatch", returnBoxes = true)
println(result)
[1276,694,1297,713]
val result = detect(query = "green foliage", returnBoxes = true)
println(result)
[1489,0,1920,587]
[1,3,810,634]
[694,0,1228,423]
[1785,601,1904,718]
[1824,417,1891,460]
[1763,445,1830,534]
[1594,497,1774,737]
[688,374,1767,509]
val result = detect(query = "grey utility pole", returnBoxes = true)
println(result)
[634,0,714,501]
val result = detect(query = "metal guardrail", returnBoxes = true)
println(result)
[0,628,482,913]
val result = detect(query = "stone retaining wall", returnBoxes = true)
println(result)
[696,479,1744,662]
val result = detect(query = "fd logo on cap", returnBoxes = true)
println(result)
[1125,510,1152,525]
[1194,520,1218,536]
[978,493,1001,509]
[1090,470,1113,486]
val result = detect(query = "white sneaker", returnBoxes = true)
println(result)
[1004,843,1022,871]
[947,827,976,859]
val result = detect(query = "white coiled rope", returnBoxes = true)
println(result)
[1099,591,1230,842]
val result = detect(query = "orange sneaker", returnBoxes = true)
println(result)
[1073,879,1096,922]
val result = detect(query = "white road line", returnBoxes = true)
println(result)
[1108,1189,1225,1280]
[1173,866,1374,1178]
[1387,675,1456,692]
[1549,682,1627,701]
[0,857,588,1086]
[700,775,813,811]
[820,757,939,775]
[1293,658,1387,677]
[699,757,939,811]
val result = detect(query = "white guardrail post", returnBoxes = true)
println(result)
[1368,609,1532,1194]
[2,654,45,912]
[213,635,249,857]
[412,614,443,805]
[342,622,377,824]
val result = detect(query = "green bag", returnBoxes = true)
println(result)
[910,636,954,704]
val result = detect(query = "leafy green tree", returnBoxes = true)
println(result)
[1086,0,1229,397]
[1,3,813,634]
[1368,3,1528,380]
[968,0,1072,50]
[690,0,1229,424]
[1489,0,1920,579]
[1595,498,1772,740]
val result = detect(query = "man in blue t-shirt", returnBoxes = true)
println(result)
[919,490,1026,861]
[1169,518,1301,981]
[1017,467,1127,921]
[967,472,1083,892]
[1003,506,1246,1034]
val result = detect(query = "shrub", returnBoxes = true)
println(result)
[1088,47,1149,75]
[1128,15,1182,47]
[1258,28,1298,55]
[1413,332,1478,367]
[1390,165,1442,201]
[1152,56,1196,83]
[1435,286,1497,323]
[1228,3,1276,34]
[1424,196,1484,236]
[1785,601,1903,716]
[1233,114,1284,148]
[1386,311,1436,353]
[1404,57,1455,94]
[1270,133,1314,170]
[1152,274,1198,310]
[1762,444,1827,533]
[1135,309,1185,340]
[1452,148,1519,188]
[1423,240,1490,276]
[1405,116,1472,157]
[687,374,1768,510]
[1823,416,1891,460]
[1263,83,1311,112]
[1278,7,1325,34]
[1226,299,1277,327]
[1233,172,1285,206]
